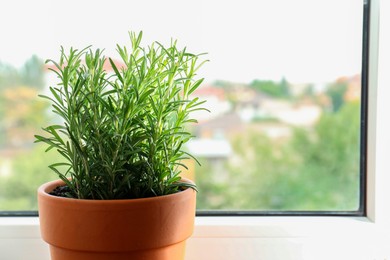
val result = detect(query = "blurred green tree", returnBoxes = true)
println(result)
[0,145,59,210]
[0,56,51,210]
[326,81,348,112]
[250,78,291,98]
[0,57,47,147]
[196,101,360,210]
[20,55,45,89]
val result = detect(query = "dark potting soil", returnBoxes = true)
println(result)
[49,185,187,199]
[49,185,72,197]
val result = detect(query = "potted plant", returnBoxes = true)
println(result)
[35,31,207,260]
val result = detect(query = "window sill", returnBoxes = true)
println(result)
[0,216,389,260]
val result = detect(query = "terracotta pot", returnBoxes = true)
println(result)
[38,179,196,260]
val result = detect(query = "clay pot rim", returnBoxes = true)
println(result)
[38,178,195,205]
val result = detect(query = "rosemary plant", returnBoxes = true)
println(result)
[35,32,207,200]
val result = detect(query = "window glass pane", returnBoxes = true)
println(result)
[0,0,363,211]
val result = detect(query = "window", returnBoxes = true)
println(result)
[0,0,367,215]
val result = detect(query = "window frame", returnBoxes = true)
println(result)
[1,0,389,259]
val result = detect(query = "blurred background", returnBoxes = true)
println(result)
[0,0,363,211]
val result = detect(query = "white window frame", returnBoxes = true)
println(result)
[1,1,389,259]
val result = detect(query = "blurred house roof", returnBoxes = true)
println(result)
[195,112,245,137]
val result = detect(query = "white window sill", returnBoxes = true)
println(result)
[0,216,389,260]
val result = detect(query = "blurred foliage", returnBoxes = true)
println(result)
[290,101,360,210]
[0,145,59,210]
[196,101,361,211]
[326,81,348,112]
[0,55,44,89]
[0,56,52,210]
[0,57,48,148]
[250,78,290,98]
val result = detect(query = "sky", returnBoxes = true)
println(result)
[0,0,363,84]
